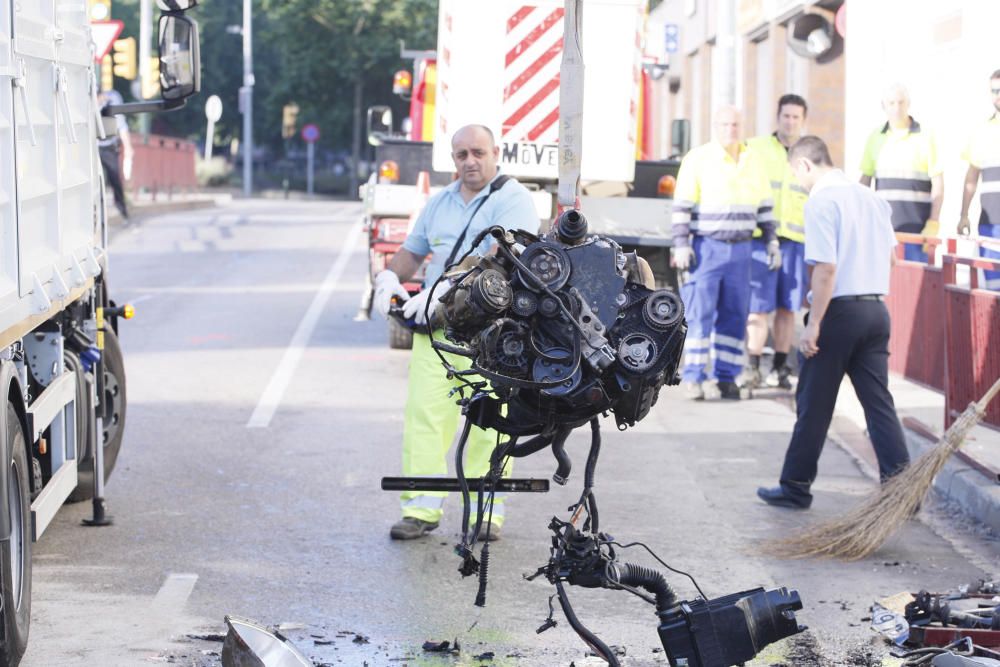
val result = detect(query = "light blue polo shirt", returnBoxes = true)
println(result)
[804,168,897,298]
[402,171,540,287]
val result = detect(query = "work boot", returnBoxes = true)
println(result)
[717,381,741,400]
[765,365,793,390]
[681,381,705,400]
[390,517,439,540]
[699,380,721,400]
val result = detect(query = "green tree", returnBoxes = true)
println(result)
[109,0,438,162]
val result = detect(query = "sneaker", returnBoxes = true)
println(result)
[390,517,439,540]
[682,381,705,400]
[744,366,763,389]
[717,381,741,400]
[765,365,793,390]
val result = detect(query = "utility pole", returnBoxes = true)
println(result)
[349,78,362,201]
[138,0,151,136]
[241,0,254,197]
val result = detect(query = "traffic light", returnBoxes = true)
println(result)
[282,103,300,139]
[112,37,136,80]
[88,0,111,21]
[101,54,113,91]
[141,56,160,99]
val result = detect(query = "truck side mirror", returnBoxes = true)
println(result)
[670,119,690,158]
[366,106,393,146]
[158,13,200,102]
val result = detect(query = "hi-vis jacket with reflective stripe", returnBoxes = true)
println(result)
[671,141,776,247]
[860,117,941,233]
[747,134,807,243]
[963,113,1000,227]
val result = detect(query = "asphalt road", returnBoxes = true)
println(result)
[22,200,998,667]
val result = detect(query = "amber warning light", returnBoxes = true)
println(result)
[379,160,400,184]
[657,175,677,198]
[393,70,412,96]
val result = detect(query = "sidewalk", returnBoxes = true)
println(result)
[763,373,1000,534]
[105,190,229,227]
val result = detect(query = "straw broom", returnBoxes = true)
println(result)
[767,376,1000,560]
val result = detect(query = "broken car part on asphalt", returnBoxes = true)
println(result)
[220,615,312,667]
[873,581,1000,664]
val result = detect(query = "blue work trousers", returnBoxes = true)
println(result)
[680,236,752,383]
[980,222,1000,291]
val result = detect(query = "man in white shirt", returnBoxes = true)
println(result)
[757,136,910,509]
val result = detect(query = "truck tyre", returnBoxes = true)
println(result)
[388,317,414,350]
[68,329,126,502]
[0,403,32,666]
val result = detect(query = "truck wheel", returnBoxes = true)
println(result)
[0,403,32,665]
[388,318,413,350]
[68,329,126,502]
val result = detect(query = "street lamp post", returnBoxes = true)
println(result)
[241,0,254,197]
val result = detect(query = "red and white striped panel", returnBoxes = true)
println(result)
[501,5,565,143]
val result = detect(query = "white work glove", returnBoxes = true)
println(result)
[123,153,133,181]
[402,279,450,326]
[672,246,694,271]
[373,270,409,318]
[766,240,782,271]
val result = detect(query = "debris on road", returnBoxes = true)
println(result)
[422,638,460,653]
[220,615,312,667]
[870,581,1000,663]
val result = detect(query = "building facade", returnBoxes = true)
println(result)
[647,0,1000,225]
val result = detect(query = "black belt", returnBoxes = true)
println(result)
[831,294,883,302]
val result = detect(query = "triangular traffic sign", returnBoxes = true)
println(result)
[91,20,124,62]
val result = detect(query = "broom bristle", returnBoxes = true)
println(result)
[764,403,985,560]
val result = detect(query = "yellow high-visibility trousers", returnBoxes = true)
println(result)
[400,331,511,525]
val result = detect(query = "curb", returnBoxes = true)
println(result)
[768,391,999,535]
[900,423,1000,535]
[106,197,224,228]
[824,411,1000,535]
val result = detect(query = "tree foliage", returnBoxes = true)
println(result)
[112,0,438,154]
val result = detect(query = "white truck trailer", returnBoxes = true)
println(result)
[0,1,200,663]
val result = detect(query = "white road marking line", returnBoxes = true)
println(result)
[247,222,364,428]
[120,283,366,295]
[151,573,198,612]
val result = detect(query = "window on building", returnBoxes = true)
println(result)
[754,32,772,136]
[785,42,808,97]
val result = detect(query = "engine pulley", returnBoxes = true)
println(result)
[642,290,684,330]
[533,346,582,397]
[518,242,571,292]
[617,334,659,373]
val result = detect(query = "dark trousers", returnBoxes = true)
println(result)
[779,299,909,501]
[99,144,128,219]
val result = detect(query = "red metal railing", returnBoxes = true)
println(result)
[127,133,198,197]
[886,235,954,391]
[887,233,1000,430]
[941,253,1000,429]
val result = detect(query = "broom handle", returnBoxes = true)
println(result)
[975,376,1000,413]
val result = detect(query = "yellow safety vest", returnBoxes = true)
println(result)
[671,141,775,245]
[963,113,1000,227]
[860,117,941,233]
[747,134,807,243]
